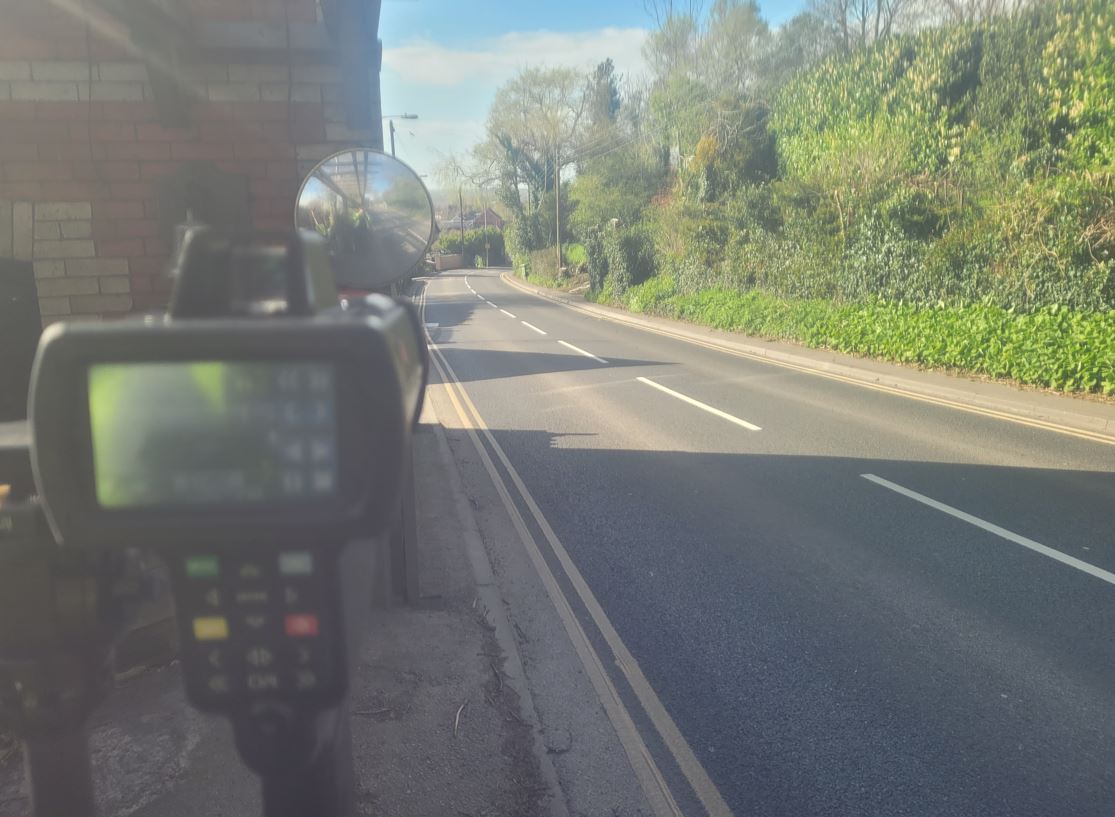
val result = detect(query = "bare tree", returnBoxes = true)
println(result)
[809,0,915,50]
[935,0,1031,23]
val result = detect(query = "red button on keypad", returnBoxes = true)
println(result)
[284,613,319,637]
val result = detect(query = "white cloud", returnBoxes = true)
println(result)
[383,27,650,89]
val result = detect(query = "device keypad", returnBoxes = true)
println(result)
[178,550,336,707]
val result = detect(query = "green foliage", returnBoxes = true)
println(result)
[613,281,1115,394]
[601,227,656,296]
[1044,0,1115,170]
[569,152,666,236]
[433,226,506,265]
[564,242,588,270]
[584,229,609,293]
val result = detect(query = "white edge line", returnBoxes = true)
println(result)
[637,376,761,432]
[861,474,1115,586]
[521,320,547,335]
[558,339,608,365]
[500,309,517,319]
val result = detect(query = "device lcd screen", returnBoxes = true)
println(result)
[87,361,338,508]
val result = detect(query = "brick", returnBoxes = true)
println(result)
[34,102,90,122]
[39,182,96,199]
[144,237,168,256]
[199,120,264,141]
[2,180,41,200]
[96,102,157,122]
[0,101,38,120]
[135,123,196,141]
[79,82,144,102]
[289,118,325,143]
[197,101,287,121]
[98,275,131,293]
[129,257,167,277]
[37,142,91,161]
[94,201,145,219]
[106,182,148,199]
[71,294,131,313]
[37,296,71,316]
[85,122,134,141]
[140,161,178,178]
[206,82,261,102]
[35,201,91,220]
[31,61,90,81]
[33,260,65,279]
[235,141,295,160]
[0,62,31,80]
[97,62,148,82]
[181,64,229,83]
[35,238,95,258]
[36,276,98,296]
[171,141,234,160]
[13,202,33,260]
[132,292,166,310]
[4,160,72,180]
[61,220,92,238]
[0,143,38,160]
[34,221,61,240]
[95,239,144,257]
[101,141,170,160]
[5,122,69,142]
[66,258,130,276]
[295,143,336,161]
[229,64,289,83]
[110,219,159,238]
[325,123,374,143]
[291,65,341,84]
[74,161,140,181]
[267,160,299,180]
[11,81,78,102]
[261,82,321,103]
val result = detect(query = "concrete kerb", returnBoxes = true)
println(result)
[500,272,1115,445]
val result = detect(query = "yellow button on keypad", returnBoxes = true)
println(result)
[192,616,230,641]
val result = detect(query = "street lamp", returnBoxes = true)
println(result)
[382,113,418,157]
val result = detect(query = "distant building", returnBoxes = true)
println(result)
[438,208,504,232]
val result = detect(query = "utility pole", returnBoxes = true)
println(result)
[483,205,489,267]
[381,113,417,158]
[458,185,466,267]
[554,150,561,275]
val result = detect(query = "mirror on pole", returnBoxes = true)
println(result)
[295,150,435,291]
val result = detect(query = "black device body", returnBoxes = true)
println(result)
[13,227,427,817]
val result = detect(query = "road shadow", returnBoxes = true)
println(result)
[444,424,1115,817]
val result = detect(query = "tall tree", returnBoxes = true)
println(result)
[809,0,914,51]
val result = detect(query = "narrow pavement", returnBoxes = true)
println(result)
[420,269,1115,817]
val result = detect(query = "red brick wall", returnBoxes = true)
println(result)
[0,0,377,323]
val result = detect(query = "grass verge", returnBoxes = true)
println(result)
[599,276,1115,395]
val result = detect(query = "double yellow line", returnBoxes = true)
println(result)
[419,280,733,817]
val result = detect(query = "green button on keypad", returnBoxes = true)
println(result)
[186,555,220,579]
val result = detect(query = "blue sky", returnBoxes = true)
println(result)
[379,0,808,181]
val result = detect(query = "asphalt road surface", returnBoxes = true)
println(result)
[420,270,1115,817]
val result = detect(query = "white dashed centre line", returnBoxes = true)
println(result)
[861,474,1115,586]
[636,377,761,431]
[558,340,608,365]
[500,309,517,318]
[521,321,547,335]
